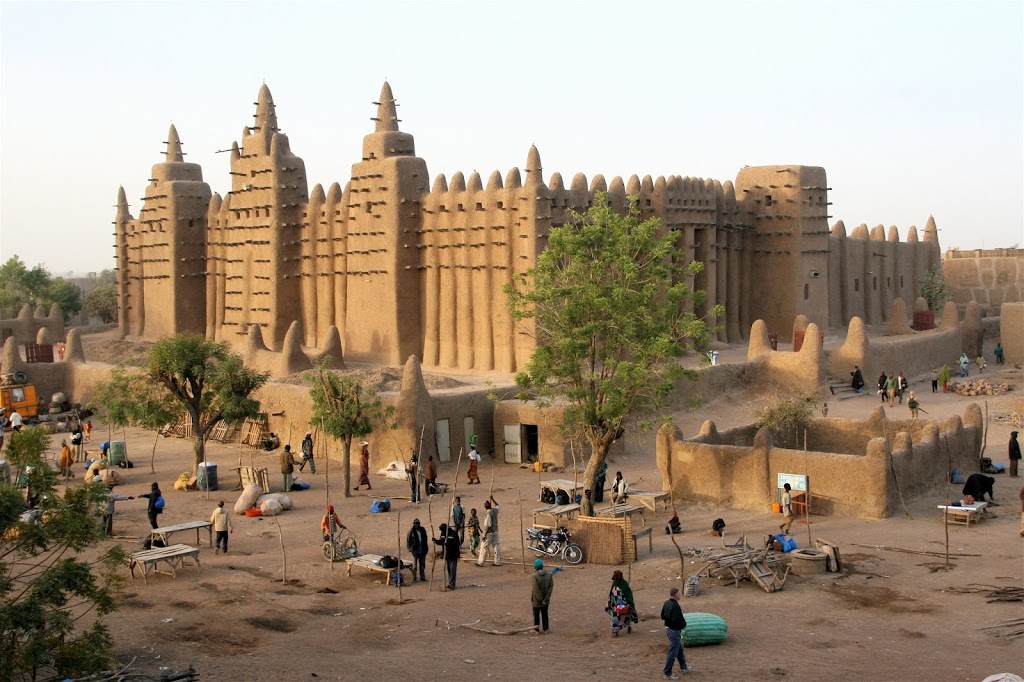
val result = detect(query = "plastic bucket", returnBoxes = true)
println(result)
[197,462,219,491]
[108,441,127,467]
[534,461,544,473]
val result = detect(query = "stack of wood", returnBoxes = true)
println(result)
[979,617,1024,641]
[946,584,1024,603]
[699,546,787,591]
[948,379,1011,396]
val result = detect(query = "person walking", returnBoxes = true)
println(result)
[779,482,794,535]
[594,460,608,503]
[281,445,297,492]
[353,441,372,491]
[298,432,316,474]
[877,371,888,404]
[70,424,84,462]
[960,352,970,377]
[9,409,23,432]
[140,482,164,529]
[661,587,692,677]
[434,522,461,590]
[931,367,939,393]
[211,500,233,554]
[885,372,897,407]
[83,420,92,443]
[406,518,429,582]
[407,453,421,503]
[101,484,133,536]
[850,365,865,393]
[59,439,74,478]
[476,495,501,566]
[425,455,437,495]
[1009,431,1021,478]
[467,508,482,555]
[995,342,1005,365]
[466,445,481,484]
[451,496,466,545]
[897,372,909,404]
[531,559,555,633]
[606,570,637,636]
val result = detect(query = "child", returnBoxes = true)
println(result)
[907,392,926,419]
[931,368,939,393]
[467,508,482,555]
[84,420,93,443]
[975,355,986,373]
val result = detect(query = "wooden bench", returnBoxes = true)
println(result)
[129,544,201,584]
[151,520,214,548]
[938,501,988,526]
[633,526,653,554]
[345,553,413,585]
[595,503,647,527]
[628,489,671,512]
[531,503,580,528]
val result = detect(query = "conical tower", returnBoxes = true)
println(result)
[343,82,429,365]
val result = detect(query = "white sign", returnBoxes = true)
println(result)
[777,473,808,492]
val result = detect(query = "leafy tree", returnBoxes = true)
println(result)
[309,362,395,498]
[506,194,720,516]
[0,427,127,681]
[83,283,118,323]
[919,267,953,312]
[99,335,268,476]
[755,393,815,449]
[0,256,82,321]
[94,366,179,473]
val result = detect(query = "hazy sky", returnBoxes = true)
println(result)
[1,0,1021,275]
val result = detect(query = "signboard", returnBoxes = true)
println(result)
[777,473,808,492]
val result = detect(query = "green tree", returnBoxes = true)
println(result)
[83,283,118,323]
[506,194,720,516]
[94,366,179,473]
[755,393,815,449]
[308,362,395,498]
[0,427,127,681]
[919,267,953,312]
[99,335,268,476]
[0,256,82,321]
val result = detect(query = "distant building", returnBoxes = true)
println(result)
[114,82,940,371]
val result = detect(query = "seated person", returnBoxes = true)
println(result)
[262,432,280,451]
[665,512,681,535]
[555,489,570,506]
[711,517,726,536]
[962,473,998,506]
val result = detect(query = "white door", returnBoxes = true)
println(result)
[463,417,475,457]
[503,424,522,463]
[435,419,451,462]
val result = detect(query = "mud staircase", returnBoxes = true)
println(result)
[826,376,865,401]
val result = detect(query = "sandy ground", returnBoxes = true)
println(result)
[49,345,1024,682]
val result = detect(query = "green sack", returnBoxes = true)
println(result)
[682,612,727,646]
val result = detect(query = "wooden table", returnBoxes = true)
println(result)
[938,501,988,526]
[595,503,647,527]
[151,520,214,548]
[628,489,671,512]
[539,478,584,501]
[345,553,413,585]
[129,544,201,584]
[531,503,580,528]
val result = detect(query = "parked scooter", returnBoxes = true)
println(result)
[526,526,583,564]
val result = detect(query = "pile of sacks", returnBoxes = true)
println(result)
[233,483,293,516]
[948,379,1010,397]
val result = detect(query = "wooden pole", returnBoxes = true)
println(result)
[489,461,496,497]
[980,400,989,468]
[518,488,526,574]
[444,447,465,592]
[943,435,952,566]
[804,430,811,547]
[396,511,404,603]
[416,424,426,505]
[273,511,287,583]
[428,495,436,592]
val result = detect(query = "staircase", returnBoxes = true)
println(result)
[826,377,865,401]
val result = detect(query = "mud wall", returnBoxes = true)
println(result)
[942,248,1023,314]
[656,404,980,519]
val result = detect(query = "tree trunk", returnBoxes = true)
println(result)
[150,430,160,474]
[579,435,611,517]
[342,436,352,498]
[192,434,205,478]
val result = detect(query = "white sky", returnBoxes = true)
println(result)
[1,0,1022,276]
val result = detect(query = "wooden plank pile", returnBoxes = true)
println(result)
[240,414,269,450]
[699,546,787,592]
[208,420,240,444]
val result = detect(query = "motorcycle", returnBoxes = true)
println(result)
[526,526,583,564]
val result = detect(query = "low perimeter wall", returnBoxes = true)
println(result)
[655,404,981,519]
